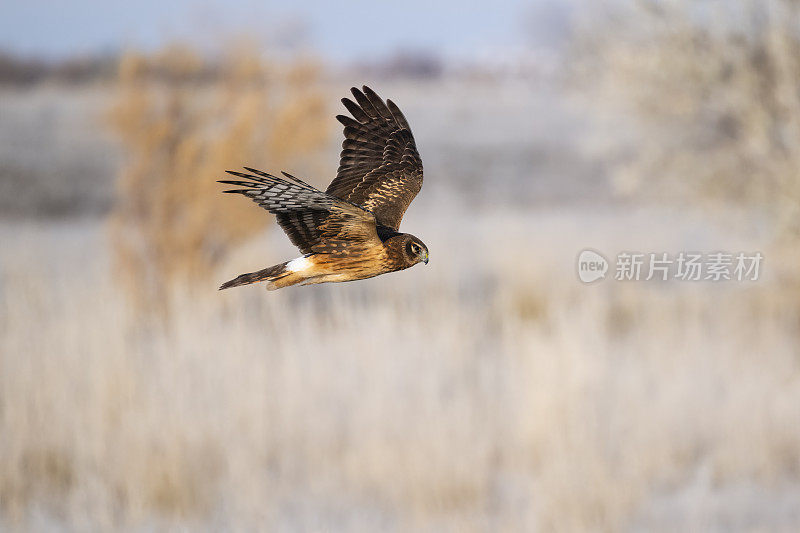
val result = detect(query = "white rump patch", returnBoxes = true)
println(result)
[286,256,312,272]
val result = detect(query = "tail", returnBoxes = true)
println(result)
[219,262,300,291]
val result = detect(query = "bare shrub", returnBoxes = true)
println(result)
[107,44,329,316]
[574,0,800,234]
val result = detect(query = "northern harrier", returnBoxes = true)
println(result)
[219,86,428,290]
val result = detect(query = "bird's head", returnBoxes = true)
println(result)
[390,233,429,267]
[403,235,428,265]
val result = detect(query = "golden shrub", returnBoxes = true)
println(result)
[107,44,329,316]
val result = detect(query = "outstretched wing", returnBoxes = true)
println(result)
[220,167,378,256]
[327,86,423,230]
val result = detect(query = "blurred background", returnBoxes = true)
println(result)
[2,0,800,530]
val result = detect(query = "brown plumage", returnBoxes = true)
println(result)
[219,86,428,290]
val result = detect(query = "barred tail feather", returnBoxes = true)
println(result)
[219,262,291,290]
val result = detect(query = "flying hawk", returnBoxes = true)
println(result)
[219,86,428,290]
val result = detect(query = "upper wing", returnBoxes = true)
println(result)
[326,86,423,230]
[220,167,379,256]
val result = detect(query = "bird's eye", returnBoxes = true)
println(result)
[411,244,419,254]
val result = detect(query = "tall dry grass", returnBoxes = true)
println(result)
[107,44,329,317]
[575,0,800,234]
[2,211,800,531]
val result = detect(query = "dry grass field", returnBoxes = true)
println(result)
[2,30,800,531]
[3,204,800,531]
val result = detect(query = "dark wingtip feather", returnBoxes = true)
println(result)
[361,85,393,120]
[225,170,254,179]
[281,171,310,185]
[336,114,361,129]
[386,99,411,130]
[341,98,370,122]
[242,167,278,180]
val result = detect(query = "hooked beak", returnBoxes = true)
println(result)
[422,251,429,265]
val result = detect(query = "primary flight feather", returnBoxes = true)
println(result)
[219,86,428,291]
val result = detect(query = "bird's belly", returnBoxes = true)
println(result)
[303,253,391,284]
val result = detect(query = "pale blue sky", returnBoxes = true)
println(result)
[0,0,572,60]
